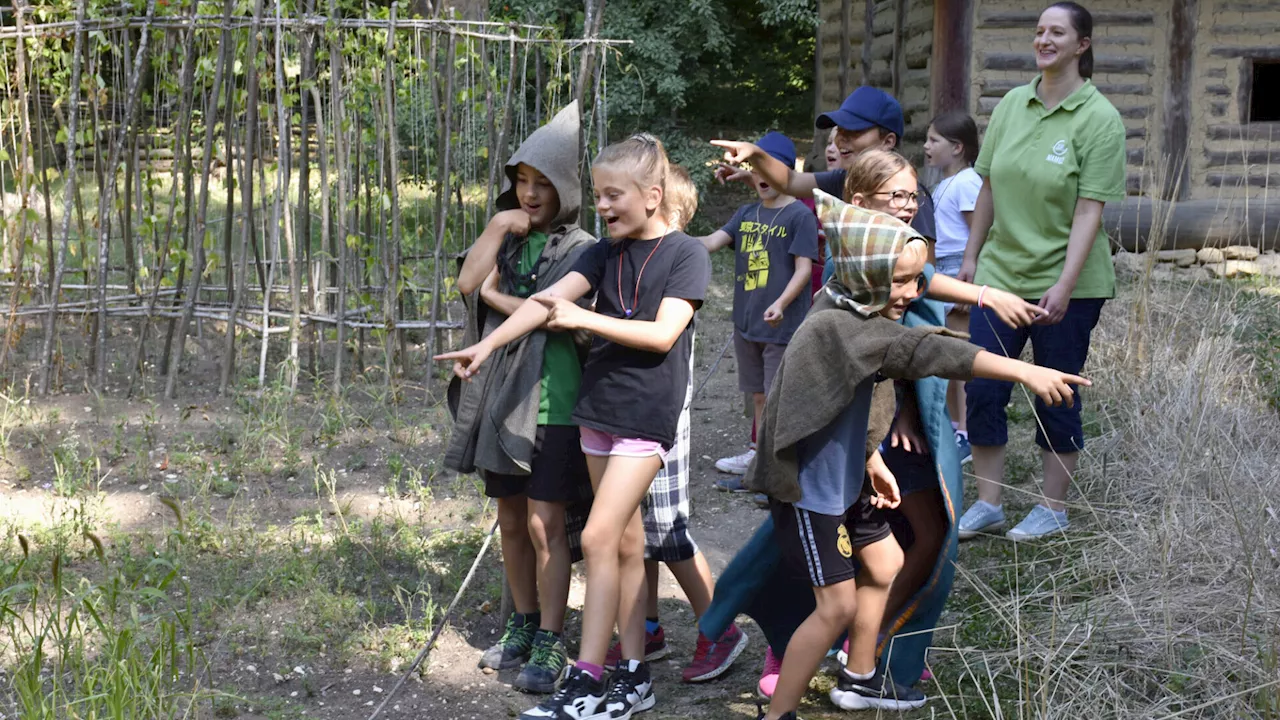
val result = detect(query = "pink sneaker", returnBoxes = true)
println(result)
[921,667,934,682]
[757,646,782,698]
[604,626,670,667]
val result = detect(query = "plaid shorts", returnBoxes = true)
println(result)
[641,336,699,563]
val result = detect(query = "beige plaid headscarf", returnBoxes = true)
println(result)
[814,189,927,317]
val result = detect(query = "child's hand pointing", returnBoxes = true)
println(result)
[434,342,493,381]
[534,295,589,331]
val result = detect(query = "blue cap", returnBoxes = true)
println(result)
[756,131,797,169]
[815,87,905,142]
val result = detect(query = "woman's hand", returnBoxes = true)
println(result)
[434,341,494,381]
[711,140,761,167]
[1036,281,1073,324]
[1017,365,1090,407]
[957,257,977,284]
[866,450,902,510]
[983,286,1047,327]
[534,295,591,331]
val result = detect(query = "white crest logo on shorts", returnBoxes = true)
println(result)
[1046,139,1068,165]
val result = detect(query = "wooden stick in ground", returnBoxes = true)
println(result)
[309,83,330,381]
[381,7,399,391]
[220,0,265,396]
[329,0,348,392]
[425,31,457,365]
[260,3,291,389]
[130,7,199,397]
[93,0,159,391]
[299,0,316,381]
[36,0,85,396]
[1,0,36,377]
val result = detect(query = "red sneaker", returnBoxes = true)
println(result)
[682,623,749,683]
[604,626,671,667]
[757,646,782,698]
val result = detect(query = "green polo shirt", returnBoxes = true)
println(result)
[974,77,1126,299]
[511,231,581,426]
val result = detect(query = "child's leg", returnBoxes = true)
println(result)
[578,453,663,667]
[644,559,660,619]
[526,499,570,632]
[846,536,904,676]
[883,489,947,624]
[751,392,766,434]
[664,553,714,618]
[496,494,538,614]
[768,581,859,719]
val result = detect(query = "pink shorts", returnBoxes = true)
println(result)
[579,427,669,462]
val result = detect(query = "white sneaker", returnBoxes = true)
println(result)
[957,500,1005,540]
[714,448,756,475]
[1006,505,1069,541]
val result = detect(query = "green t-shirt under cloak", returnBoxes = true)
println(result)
[974,77,1126,300]
[512,231,581,426]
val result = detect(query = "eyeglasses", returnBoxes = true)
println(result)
[871,190,921,209]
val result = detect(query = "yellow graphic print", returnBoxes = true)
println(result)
[836,524,854,558]
[738,217,788,292]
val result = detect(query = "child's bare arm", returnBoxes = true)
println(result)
[971,351,1090,407]
[478,267,524,317]
[435,272,592,379]
[927,273,1045,328]
[538,296,695,354]
[456,210,531,294]
[697,230,733,253]
[764,256,813,327]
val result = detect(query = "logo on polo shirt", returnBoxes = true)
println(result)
[1046,139,1068,165]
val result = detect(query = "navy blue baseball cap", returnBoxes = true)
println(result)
[756,131,797,168]
[816,86,905,141]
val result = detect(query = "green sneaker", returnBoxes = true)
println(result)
[479,614,536,671]
[514,630,568,693]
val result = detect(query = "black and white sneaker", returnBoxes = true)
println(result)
[829,668,926,710]
[519,666,607,720]
[588,659,655,720]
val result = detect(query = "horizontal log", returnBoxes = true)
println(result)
[1209,101,1229,117]
[1207,173,1280,188]
[1206,67,1227,79]
[1117,105,1150,120]
[1212,24,1280,36]
[1127,173,1143,195]
[1204,84,1232,96]
[1204,149,1280,168]
[979,79,1151,97]
[1126,127,1147,139]
[1218,2,1280,13]
[1208,47,1280,59]
[980,10,1154,28]
[1097,35,1150,46]
[1127,148,1146,165]
[1105,197,1280,251]
[1207,124,1280,140]
[982,52,1150,73]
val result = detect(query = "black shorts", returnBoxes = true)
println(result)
[880,443,939,497]
[771,491,892,588]
[482,425,591,503]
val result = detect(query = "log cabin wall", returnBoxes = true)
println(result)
[1192,0,1280,199]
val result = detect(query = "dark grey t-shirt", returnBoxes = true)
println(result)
[721,201,820,344]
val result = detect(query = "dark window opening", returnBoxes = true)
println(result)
[1250,61,1280,122]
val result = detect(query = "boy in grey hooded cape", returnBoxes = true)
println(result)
[445,101,596,693]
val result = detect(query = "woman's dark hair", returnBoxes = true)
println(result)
[1047,2,1094,79]
[929,111,980,166]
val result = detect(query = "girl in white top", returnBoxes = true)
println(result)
[923,111,983,451]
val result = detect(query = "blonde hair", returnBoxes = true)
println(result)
[898,238,930,267]
[842,149,917,203]
[593,132,670,193]
[662,164,699,231]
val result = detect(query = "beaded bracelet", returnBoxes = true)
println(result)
[977,285,989,309]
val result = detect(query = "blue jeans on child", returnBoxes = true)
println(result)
[965,298,1105,453]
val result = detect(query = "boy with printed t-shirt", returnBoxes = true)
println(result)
[699,132,819,480]
[444,102,595,694]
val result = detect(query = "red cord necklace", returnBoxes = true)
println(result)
[617,234,667,317]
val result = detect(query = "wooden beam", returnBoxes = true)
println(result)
[840,0,852,97]
[981,52,1150,73]
[1204,148,1280,168]
[979,10,1154,28]
[1238,59,1253,122]
[1104,197,1280,251]
[891,0,906,99]
[930,0,972,116]
[1207,123,1280,141]
[1209,46,1280,59]
[1161,0,1195,201]
[861,0,874,88]
[979,78,1151,97]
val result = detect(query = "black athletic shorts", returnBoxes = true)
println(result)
[770,487,892,587]
[482,425,591,503]
[880,442,939,497]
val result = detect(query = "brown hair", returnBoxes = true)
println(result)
[929,111,981,166]
[662,164,699,231]
[842,149,917,203]
[592,132,670,192]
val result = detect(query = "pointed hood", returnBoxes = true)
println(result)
[495,101,582,230]
[813,189,926,316]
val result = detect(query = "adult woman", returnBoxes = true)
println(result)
[956,1,1126,541]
